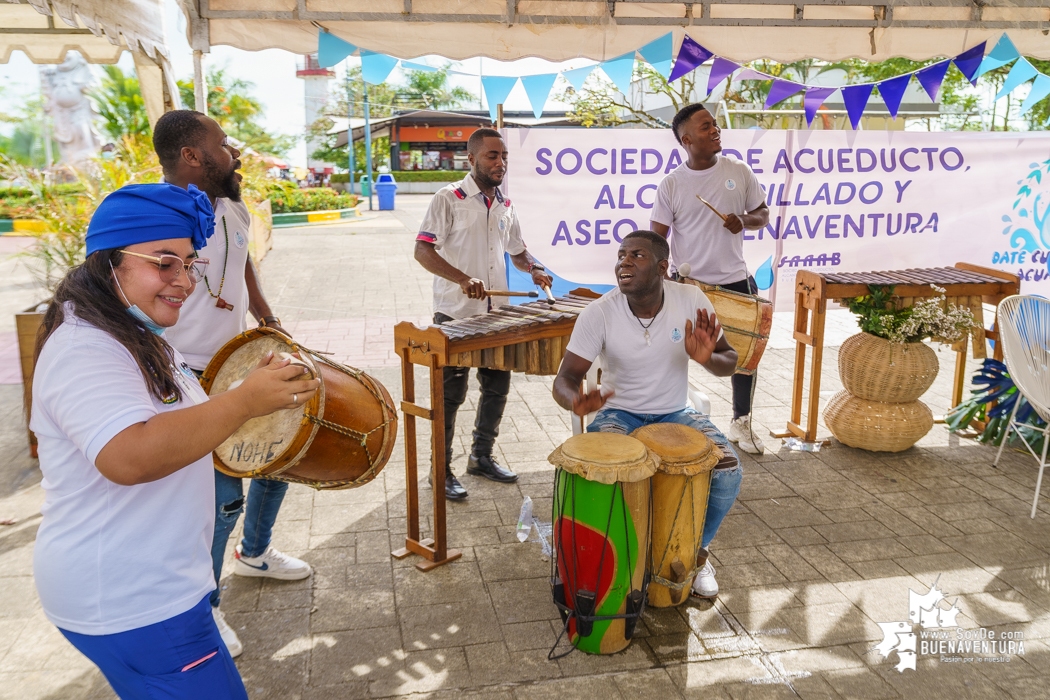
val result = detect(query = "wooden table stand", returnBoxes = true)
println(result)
[776,263,1020,444]
[391,326,463,571]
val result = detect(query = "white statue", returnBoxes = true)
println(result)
[40,52,101,166]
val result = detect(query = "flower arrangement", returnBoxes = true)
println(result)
[846,284,976,345]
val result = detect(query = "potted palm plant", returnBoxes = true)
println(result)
[824,284,976,452]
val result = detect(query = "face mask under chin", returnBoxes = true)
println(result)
[111,262,167,336]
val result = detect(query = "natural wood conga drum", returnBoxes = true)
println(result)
[679,278,773,374]
[199,328,398,490]
[630,423,721,607]
[548,433,657,655]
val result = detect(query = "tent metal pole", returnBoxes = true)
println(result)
[193,50,207,112]
[345,60,356,196]
[364,78,374,211]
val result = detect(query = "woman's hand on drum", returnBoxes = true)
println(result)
[235,352,320,417]
[571,387,613,417]
[685,309,721,365]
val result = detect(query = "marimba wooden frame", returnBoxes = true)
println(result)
[777,263,1021,444]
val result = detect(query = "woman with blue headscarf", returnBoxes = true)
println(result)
[30,183,318,699]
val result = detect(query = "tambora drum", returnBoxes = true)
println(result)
[548,432,657,655]
[679,278,772,374]
[199,328,398,490]
[630,423,720,607]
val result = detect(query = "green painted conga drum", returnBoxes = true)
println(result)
[548,433,657,654]
[631,423,720,607]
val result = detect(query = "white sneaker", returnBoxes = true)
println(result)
[691,561,719,599]
[233,545,312,580]
[212,606,244,658]
[728,415,765,454]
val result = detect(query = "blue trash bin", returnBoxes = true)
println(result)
[376,173,397,211]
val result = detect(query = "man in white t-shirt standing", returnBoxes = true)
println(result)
[650,103,770,454]
[552,230,743,600]
[155,110,312,658]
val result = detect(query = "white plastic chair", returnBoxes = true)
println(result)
[993,295,1050,518]
[569,360,711,434]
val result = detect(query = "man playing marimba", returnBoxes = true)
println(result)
[552,230,742,599]
[414,128,553,501]
[650,103,770,454]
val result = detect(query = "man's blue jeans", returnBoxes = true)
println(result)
[210,471,288,607]
[586,407,742,549]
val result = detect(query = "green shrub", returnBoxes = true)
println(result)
[329,170,465,184]
[0,183,85,199]
[269,187,359,214]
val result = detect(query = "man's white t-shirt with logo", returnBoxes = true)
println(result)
[565,281,722,415]
[31,306,215,635]
[651,155,765,285]
[166,198,252,371]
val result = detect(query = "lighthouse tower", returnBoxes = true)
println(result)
[297,54,335,182]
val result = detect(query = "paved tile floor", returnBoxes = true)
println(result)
[2,195,1049,699]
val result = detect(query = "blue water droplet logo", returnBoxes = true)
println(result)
[755,255,774,290]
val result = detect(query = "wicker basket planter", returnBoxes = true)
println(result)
[838,333,939,402]
[823,390,933,452]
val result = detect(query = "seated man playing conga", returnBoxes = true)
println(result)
[552,230,742,599]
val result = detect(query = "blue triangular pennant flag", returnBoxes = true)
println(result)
[916,60,950,102]
[995,58,1038,100]
[317,31,356,69]
[1020,74,1050,115]
[975,36,1016,78]
[521,73,558,119]
[401,61,438,72]
[361,51,399,84]
[841,84,874,130]
[668,35,712,82]
[600,52,636,95]
[764,79,805,108]
[480,75,519,122]
[876,72,912,119]
[562,65,596,91]
[638,33,673,78]
[803,87,836,126]
[953,41,987,84]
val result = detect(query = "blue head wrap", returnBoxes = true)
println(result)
[86,183,215,255]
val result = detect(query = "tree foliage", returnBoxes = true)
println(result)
[178,67,297,156]
[90,65,151,141]
[0,95,59,168]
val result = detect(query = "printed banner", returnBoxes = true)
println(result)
[505,128,1050,308]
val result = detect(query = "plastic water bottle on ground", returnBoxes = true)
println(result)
[516,496,533,542]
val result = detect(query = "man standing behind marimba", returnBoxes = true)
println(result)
[650,103,770,454]
[414,128,554,501]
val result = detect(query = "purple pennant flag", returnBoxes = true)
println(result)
[707,56,740,95]
[765,79,805,108]
[953,41,987,85]
[916,60,951,102]
[736,67,771,81]
[841,84,874,130]
[803,87,836,126]
[877,72,912,119]
[668,35,713,82]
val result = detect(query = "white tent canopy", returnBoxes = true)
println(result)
[178,0,1050,62]
[0,0,180,127]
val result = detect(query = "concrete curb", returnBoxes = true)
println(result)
[0,219,46,234]
[271,207,362,228]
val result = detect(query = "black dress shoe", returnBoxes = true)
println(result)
[466,454,518,483]
[428,469,468,500]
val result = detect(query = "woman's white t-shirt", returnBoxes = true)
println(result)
[31,306,215,635]
[565,281,722,415]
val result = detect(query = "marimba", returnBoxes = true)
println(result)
[778,263,1020,443]
[392,289,601,571]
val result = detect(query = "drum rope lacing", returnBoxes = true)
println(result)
[650,476,705,593]
[293,343,397,489]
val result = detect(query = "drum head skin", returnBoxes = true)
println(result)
[630,423,721,476]
[203,332,322,476]
[548,433,658,484]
